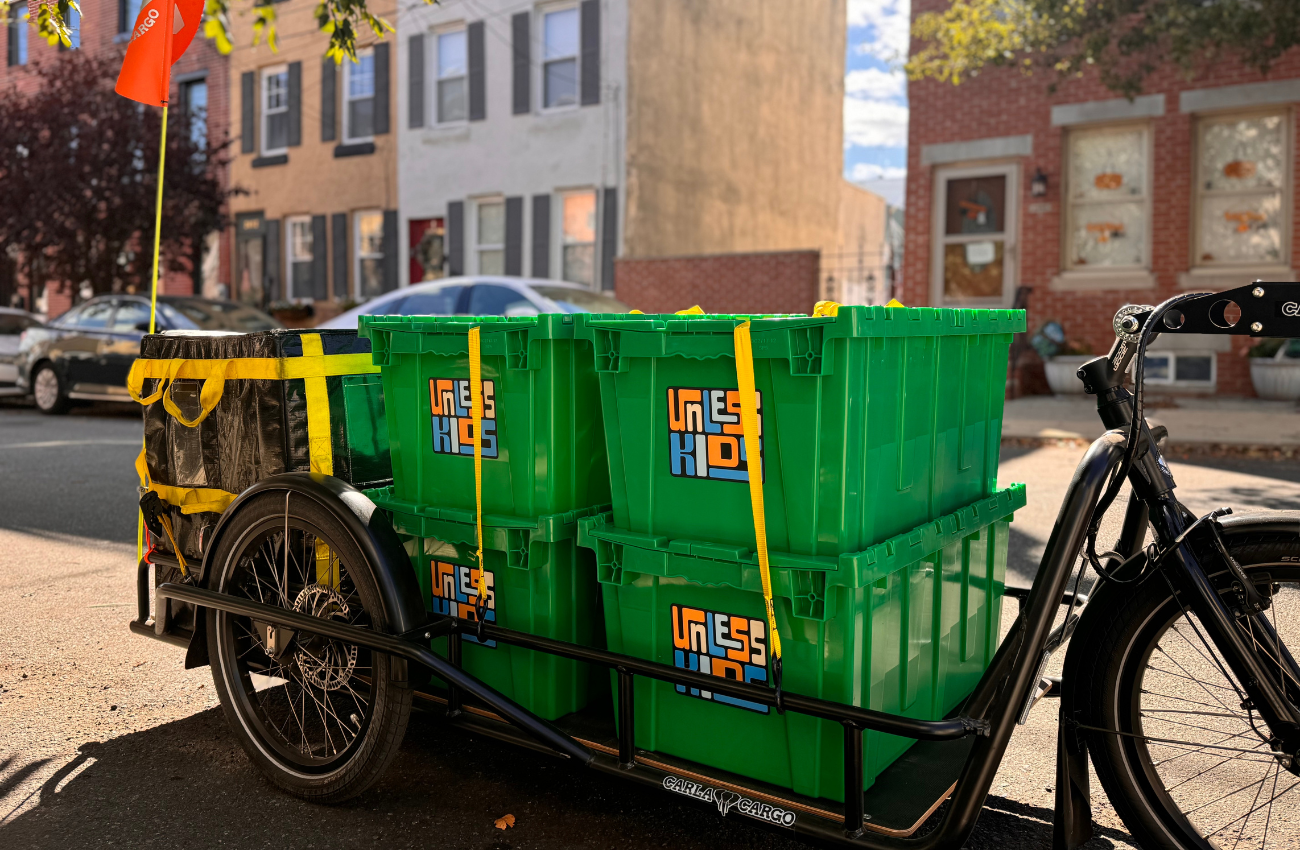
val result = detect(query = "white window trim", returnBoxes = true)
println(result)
[556,188,599,288]
[1191,107,1293,272]
[1062,121,1154,276]
[473,197,506,275]
[353,209,384,300]
[343,46,376,144]
[285,215,313,302]
[432,24,468,126]
[929,162,1019,308]
[538,3,580,114]
[260,64,290,157]
[1141,350,1218,389]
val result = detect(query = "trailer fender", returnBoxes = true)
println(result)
[183,473,426,672]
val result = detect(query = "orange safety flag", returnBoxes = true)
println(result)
[114,0,203,107]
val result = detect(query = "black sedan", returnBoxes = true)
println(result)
[17,294,280,414]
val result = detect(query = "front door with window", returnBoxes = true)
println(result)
[235,213,266,308]
[931,164,1018,306]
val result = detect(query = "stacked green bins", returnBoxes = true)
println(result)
[359,314,611,720]
[572,306,1026,801]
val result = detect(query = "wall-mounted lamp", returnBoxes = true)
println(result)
[1030,168,1049,197]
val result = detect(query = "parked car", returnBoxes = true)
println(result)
[17,294,281,414]
[0,307,43,397]
[316,277,629,330]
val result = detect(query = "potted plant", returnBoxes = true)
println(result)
[1032,321,1094,395]
[1249,338,1300,400]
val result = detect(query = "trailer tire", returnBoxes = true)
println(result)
[206,490,412,803]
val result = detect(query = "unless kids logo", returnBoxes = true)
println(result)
[671,604,768,713]
[429,559,496,647]
[429,378,498,459]
[666,387,762,483]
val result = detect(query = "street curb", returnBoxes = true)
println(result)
[1002,435,1300,460]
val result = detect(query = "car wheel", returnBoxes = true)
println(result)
[32,363,71,414]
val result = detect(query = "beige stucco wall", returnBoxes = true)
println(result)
[623,0,846,259]
[227,0,397,301]
[823,181,889,304]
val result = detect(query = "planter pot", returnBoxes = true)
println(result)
[1250,359,1300,400]
[1044,355,1092,395]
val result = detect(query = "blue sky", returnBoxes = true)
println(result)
[844,0,910,207]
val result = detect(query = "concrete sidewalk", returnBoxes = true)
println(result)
[1003,394,1300,450]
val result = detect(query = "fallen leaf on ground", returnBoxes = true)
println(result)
[494,814,516,830]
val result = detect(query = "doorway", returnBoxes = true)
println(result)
[930,163,1019,307]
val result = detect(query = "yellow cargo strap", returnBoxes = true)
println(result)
[886,298,906,308]
[812,300,840,317]
[733,321,783,700]
[468,326,489,617]
[675,305,704,315]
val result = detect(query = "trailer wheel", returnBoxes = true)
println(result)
[206,490,412,803]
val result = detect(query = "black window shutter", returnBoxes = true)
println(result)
[601,187,617,291]
[447,201,465,277]
[580,0,600,106]
[332,213,348,299]
[531,194,550,278]
[382,210,398,292]
[468,21,485,121]
[287,61,302,147]
[266,218,283,301]
[7,18,16,67]
[504,197,524,276]
[240,71,255,153]
[118,0,128,33]
[311,215,328,300]
[374,42,391,135]
[511,12,530,115]
[321,59,336,142]
[408,34,425,129]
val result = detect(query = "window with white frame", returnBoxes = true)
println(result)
[542,7,579,110]
[931,164,1017,306]
[344,47,376,142]
[286,216,313,300]
[436,28,467,123]
[7,10,27,67]
[261,65,290,155]
[355,210,384,299]
[561,191,596,285]
[1065,124,1150,270]
[476,200,505,275]
[1194,111,1290,268]
[1142,351,1216,388]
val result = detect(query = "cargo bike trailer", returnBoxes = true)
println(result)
[130,284,1300,850]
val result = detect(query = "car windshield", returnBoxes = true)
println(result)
[532,286,628,314]
[163,299,281,331]
[0,313,38,334]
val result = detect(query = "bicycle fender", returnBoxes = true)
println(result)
[182,473,426,672]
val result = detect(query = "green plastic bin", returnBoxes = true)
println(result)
[369,487,607,720]
[572,307,1025,556]
[578,484,1025,802]
[359,314,610,518]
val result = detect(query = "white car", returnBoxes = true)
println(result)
[317,277,629,330]
[0,307,43,396]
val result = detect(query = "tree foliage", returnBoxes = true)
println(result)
[907,0,1300,97]
[0,53,231,296]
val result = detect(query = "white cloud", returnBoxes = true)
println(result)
[844,98,910,148]
[847,0,911,64]
[845,68,906,100]
[850,163,907,182]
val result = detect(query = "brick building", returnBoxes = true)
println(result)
[0,0,230,318]
[904,0,1300,395]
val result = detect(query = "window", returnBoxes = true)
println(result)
[181,79,208,149]
[436,29,467,123]
[399,285,464,315]
[72,301,115,330]
[931,164,1017,305]
[354,211,385,300]
[467,285,536,316]
[119,0,142,34]
[542,7,579,110]
[476,201,505,274]
[561,191,596,285]
[110,300,151,333]
[1065,124,1150,270]
[261,65,290,155]
[7,9,27,66]
[286,216,313,300]
[1194,111,1289,268]
[1142,352,1216,388]
[344,47,376,142]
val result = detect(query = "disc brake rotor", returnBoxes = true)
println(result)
[291,583,358,691]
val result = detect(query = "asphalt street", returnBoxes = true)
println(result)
[5,401,1300,848]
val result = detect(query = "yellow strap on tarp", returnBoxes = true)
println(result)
[300,334,334,475]
[468,326,488,607]
[733,321,782,665]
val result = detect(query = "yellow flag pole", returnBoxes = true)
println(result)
[138,104,169,567]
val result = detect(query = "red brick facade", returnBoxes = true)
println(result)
[615,250,822,314]
[0,3,229,317]
[904,0,1300,395]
